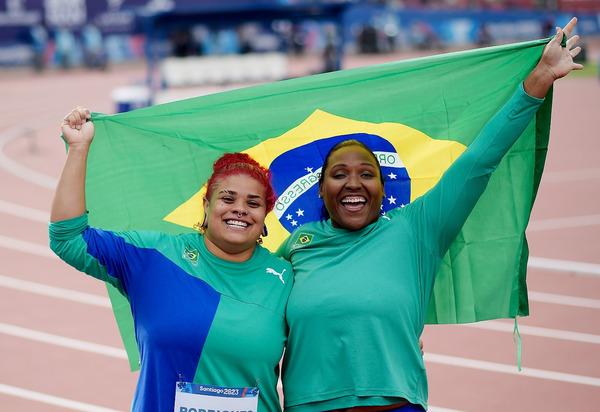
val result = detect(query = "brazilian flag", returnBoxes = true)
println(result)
[88,38,552,370]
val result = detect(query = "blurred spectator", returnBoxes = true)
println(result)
[29,23,48,71]
[291,24,307,55]
[477,24,492,47]
[216,29,240,54]
[358,25,379,54]
[322,28,339,72]
[413,22,440,50]
[171,28,197,57]
[543,17,555,37]
[54,26,76,69]
[82,23,107,70]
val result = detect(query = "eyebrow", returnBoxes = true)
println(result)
[218,190,264,200]
[331,162,377,168]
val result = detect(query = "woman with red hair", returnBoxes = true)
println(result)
[49,109,292,412]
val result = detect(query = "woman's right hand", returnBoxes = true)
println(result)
[61,107,94,147]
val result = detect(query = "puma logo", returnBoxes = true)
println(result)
[266,268,286,284]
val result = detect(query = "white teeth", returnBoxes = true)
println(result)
[226,220,248,228]
[342,197,366,204]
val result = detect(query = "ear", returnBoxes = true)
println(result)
[202,196,210,222]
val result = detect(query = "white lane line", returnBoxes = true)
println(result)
[0,275,111,308]
[0,383,124,412]
[462,320,600,344]
[542,168,600,183]
[0,118,60,189]
[529,291,600,309]
[0,322,127,359]
[528,214,600,231]
[0,234,55,258]
[528,257,600,277]
[0,199,48,222]
[424,353,600,387]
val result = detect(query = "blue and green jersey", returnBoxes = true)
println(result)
[49,214,292,412]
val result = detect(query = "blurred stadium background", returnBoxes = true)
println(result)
[1,0,599,110]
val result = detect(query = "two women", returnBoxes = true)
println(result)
[49,109,292,411]
[50,17,582,412]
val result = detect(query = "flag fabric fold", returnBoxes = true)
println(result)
[85,38,551,370]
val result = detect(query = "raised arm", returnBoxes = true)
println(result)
[524,17,583,99]
[404,17,583,256]
[50,107,94,222]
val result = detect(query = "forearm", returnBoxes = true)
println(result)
[412,84,543,255]
[50,143,90,222]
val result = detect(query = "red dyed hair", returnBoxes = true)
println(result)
[205,153,276,213]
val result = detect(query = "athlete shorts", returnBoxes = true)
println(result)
[387,404,426,412]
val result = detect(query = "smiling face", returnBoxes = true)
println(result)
[202,174,267,262]
[319,144,385,231]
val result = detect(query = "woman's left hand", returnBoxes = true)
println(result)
[540,17,584,81]
[524,17,584,98]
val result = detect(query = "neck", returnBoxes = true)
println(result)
[202,235,256,262]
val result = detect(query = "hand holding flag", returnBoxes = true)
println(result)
[61,106,94,147]
[524,17,583,99]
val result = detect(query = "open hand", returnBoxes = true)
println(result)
[540,17,584,81]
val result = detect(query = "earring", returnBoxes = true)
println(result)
[257,223,268,244]
[194,214,207,233]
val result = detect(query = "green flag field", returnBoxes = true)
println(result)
[86,38,552,370]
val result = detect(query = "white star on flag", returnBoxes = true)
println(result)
[296,209,304,217]
[388,196,397,205]
[305,167,313,173]
[291,220,298,226]
[388,172,397,180]
[286,214,293,220]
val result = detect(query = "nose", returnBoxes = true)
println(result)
[232,201,248,217]
[345,173,361,190]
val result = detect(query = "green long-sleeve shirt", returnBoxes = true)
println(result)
[277,83,543,411]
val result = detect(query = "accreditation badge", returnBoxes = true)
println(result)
[174,381,259,412]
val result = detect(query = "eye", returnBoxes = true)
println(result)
[247,200,262,208]
[361,172,375,178]
[220,196,234,203]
